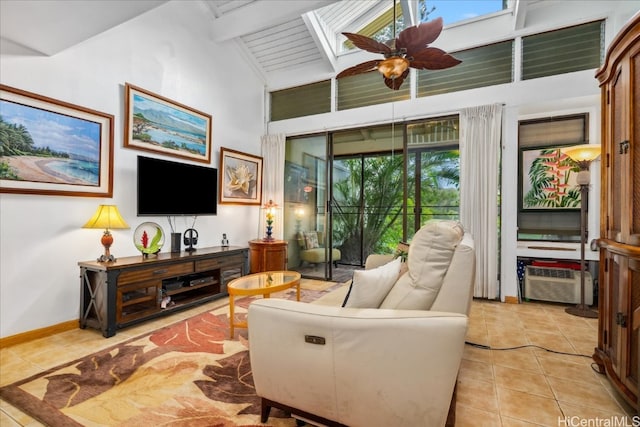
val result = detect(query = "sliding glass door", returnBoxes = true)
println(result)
[332,125,405,266]
[283,134,333,280]
[284,116,460,279]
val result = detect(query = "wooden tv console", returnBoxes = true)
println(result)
[79,246,248,337]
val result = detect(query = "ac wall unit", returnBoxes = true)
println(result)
[524,266,593,305]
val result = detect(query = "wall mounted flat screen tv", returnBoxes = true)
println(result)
[137,156,217,216]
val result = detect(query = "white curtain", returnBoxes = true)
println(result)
[261,133,286,239]
[459,104,503,299]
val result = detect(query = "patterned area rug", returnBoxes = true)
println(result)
[0,283,344,427]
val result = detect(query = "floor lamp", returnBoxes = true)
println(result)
[561,144,601,318]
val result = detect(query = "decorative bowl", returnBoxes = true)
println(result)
[133,222,164,256]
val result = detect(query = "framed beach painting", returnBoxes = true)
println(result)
[0,84,114,197]
[219,147,262,205]
[519,145,581,211]
[123,83,212,163]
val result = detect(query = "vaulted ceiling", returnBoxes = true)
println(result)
[202,0,422,87]
[0,0,527,90]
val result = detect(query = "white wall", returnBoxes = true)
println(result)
[0,1,265,338]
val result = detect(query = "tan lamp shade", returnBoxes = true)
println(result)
[83,205,129,262]
[561,144,601,163]
[83,205,129,230]
[377,56,409,79]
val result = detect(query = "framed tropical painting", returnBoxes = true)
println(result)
[0,84,114,197]
[123,83,212,164]
[519,145,581,211]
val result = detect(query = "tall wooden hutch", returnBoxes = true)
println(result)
[593,13,640,411]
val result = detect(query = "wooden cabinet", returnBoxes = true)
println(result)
[79,246,248,337]
[593,14,640,411]
[249,239,288,273]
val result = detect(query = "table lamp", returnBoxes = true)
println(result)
[560,143,601,318]
[262,199,278,242]
[83,205,129,262]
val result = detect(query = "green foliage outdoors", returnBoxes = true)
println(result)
[333,154,404,262]
[333,149,460,264]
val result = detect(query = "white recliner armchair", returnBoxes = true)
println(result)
[248,220,476,427]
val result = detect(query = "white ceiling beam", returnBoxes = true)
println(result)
[302,10,337,71]
[400,0,418,27]
[513,0,528,30]
[208,0,339,42]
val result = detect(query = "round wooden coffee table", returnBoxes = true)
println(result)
[227,270,301,338]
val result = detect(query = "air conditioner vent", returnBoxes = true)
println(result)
[526,267,575,279]
[524,266,593,305]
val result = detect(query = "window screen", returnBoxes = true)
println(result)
[522,20,604,80]
[417,40,513,97]
[270,80,331,121]
[337,71,410,111]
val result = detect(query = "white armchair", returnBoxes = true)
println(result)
[249,220,475,427]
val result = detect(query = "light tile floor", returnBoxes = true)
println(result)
[456,299,636,426]
[0,291,637,426]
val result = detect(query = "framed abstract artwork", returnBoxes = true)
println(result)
[219,147,263,205]
[519,145,581,211]
[124,83,212,163]
[0,84,114,197]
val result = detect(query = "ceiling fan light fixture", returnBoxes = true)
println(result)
[378,56,409,79]
[337,14,460,90]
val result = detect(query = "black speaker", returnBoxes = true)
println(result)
[184,228,198,252]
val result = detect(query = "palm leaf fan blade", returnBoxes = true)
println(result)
[342,33,392,54]
[409,47,461,70]
[396,17,444,56]
[336,60,381,78]
[336,17,460,90]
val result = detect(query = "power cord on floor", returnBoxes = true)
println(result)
[464,341,607,376]
[464,340,591,358]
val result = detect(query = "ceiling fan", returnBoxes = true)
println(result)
[336,13,462,90]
